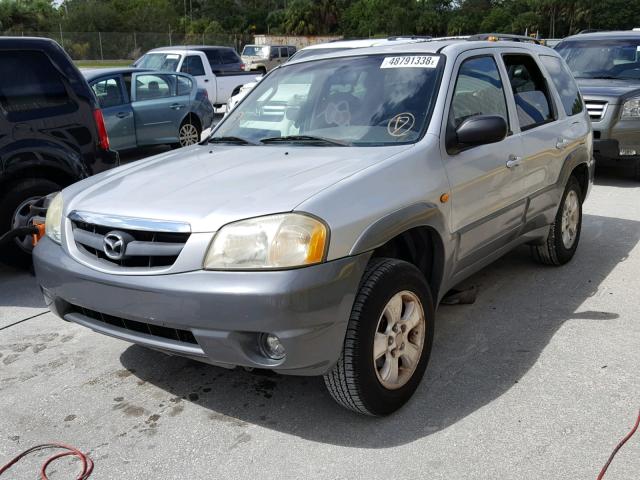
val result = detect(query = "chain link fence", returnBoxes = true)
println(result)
[1,31,253,60]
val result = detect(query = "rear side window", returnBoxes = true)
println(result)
[539,55,583,116]
[135,74,172,100]
[279,47,289,58]
[449,56,509,129]
[181,55,205,76]
[288,46,296,56]
[0,50,74,117]
[220,50,240,64]
[91,77,124,108]
[176,75,192,96]
[502,54,555,130]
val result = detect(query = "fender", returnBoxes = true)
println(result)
[349,202,448,256]
[0,138,87,183]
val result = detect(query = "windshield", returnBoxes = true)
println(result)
[135,53,181,71]
[212,54,443,146]
[556,39,640,80]
[242,46,269,58]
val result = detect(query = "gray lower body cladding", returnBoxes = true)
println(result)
[33,236,370,376]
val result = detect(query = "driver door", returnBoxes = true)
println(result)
[440,52,527,271]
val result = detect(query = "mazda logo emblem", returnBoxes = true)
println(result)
[103,231,127,260]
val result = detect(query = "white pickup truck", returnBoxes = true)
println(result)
[134,46,262,107]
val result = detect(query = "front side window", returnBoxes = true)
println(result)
[539,55,583,116]
[135,74,172,100]
[91,77,124,108]
[135,53,181,71]
[503,54,554,130]
[448,56,509,133]
[0,50,73,116]
[213,54,444,146]
[180,55,205,76]
[556,39,640,80]
[280,47,289,58]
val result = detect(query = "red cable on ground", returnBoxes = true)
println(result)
[597,409,640,480]
[0,442,94,479]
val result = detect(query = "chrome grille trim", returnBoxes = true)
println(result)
[68,210,191,233]
[584,100,608,121]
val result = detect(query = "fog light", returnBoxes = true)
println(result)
[261,333,286,360]
[620,148,637,156]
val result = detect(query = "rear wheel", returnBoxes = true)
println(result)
[531,175,582,265]
[178,116,201,147]
[0,178,60,267]
[634,160,640,181]
[324,258,434,416]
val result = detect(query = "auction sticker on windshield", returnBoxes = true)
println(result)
[380,56,439,69]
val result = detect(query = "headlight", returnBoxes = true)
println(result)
[204,213,328,270]
[621,98,640,119]
[45,192,63,244]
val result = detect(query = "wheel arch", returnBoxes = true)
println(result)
[181,112,202,132]
[349,203,447,302]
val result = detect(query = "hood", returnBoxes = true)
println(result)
[577,78,640,102]
[66,144,412,232]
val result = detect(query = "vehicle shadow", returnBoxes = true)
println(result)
[117,212,636,447]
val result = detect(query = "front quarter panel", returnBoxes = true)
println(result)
[297,137,453,283]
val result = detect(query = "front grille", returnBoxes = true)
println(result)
[70,214,190,269]
[585,100,608,121]
[70,303,198,345]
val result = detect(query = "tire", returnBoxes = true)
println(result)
[177,116,201,147]
[531,175,582,266]
[257,67,267,75]
[634,160,640,181]
[324,258,435,416]
[0,178,60,267]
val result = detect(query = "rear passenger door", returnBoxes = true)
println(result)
[499,52,581,224]
[90,75,135,151]
[441,52,527,269]
[131,73,184,145]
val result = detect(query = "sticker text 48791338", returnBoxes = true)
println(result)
[380,56,439,69]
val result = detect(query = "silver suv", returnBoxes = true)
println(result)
[34,39,593,415]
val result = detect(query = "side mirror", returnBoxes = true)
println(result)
[455,115,507,148]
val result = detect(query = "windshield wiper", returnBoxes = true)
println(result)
[260,135,350,146]
[208,136,257,145]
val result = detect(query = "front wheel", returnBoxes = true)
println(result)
[531,175,583,265]
[324,258,435,416]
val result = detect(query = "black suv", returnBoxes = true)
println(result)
[0,37,118,265]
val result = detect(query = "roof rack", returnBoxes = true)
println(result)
[468,33,543,45]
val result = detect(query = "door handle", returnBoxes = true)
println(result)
[116,112,130,118]
[204,79,209,82]
[556,137,570,150]
[506,155,522,168]
[170,103,185,110]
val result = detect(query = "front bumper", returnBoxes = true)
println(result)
[34,236,370,376]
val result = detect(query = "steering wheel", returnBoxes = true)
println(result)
[315,92,363,128]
